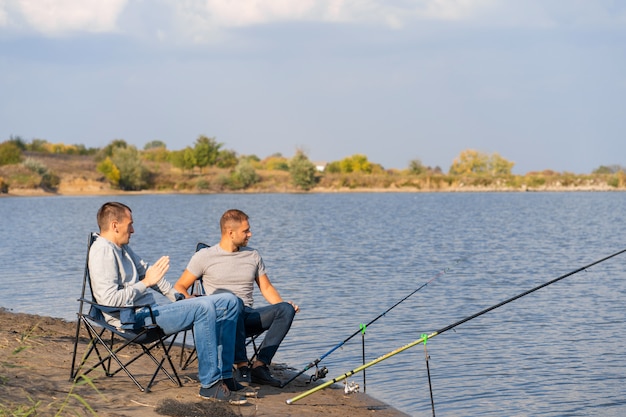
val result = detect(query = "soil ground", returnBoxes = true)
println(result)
[0,307,409,417]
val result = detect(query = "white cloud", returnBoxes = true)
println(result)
[2,0,625,40]
[168,0,492,29]
[14,0,127,35]
[161,0,496,42]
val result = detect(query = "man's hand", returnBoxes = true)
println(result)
[288,301,300,313]
[143,256,170,287]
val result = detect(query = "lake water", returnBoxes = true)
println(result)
[1,192,625,416]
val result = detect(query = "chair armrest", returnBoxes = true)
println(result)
[78,298,157,329]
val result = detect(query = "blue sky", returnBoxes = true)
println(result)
[1,1,625,174]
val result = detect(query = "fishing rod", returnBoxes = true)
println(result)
[286,247,626,404]
[281,255,471,388]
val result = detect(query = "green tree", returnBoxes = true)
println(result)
[28,138,48,152]
[338,154,373,173]
[194,135,222,171]
[489,152,515,176]
[593,165,625,174]
[325,161,341,173]
[263,155,289,171]
[0,141,23,165]
[96,157,121,187]
[449,149,489,175]
[8,135,27,150]
[449,150,514,176]
[169,147,197,172]
[97,139,129,162]
[111,146,150,190]
[142,140,169,163]
[289,151,317,190]
[409,158,425,175]
[143,146,170,163]
[232,159,260,189]
[216,149,238,168]
[144,140,167,150]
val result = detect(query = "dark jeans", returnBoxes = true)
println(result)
[235,300,296,365]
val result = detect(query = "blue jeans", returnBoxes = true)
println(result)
[138,292,238,388]
[236,301,296,365]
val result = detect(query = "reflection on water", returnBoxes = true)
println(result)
[1,192,625,416]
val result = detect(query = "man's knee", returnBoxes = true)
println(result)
[211,291,239,310]
[276,301,296,321]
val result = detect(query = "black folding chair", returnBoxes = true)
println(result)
[179,242,262,370]
[70,233,182,392]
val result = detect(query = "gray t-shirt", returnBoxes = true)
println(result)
[186,245,266,307]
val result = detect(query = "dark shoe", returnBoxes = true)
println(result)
[224,377,258,398]
[224,377,245,392]
[235,365,252,385]
[251,364,282,387]
[198,380,230,402]
[199,380,248,405]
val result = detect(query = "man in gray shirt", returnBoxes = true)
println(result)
[175,209,299,387]
[88,202,244,402]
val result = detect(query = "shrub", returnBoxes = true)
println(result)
[231,160,260,189]
[22,158,48,175]
[97,157,121,187]
[112,147,151,190]
[289,151,317,190]
[40,172,61,191]
[0,142,23,165]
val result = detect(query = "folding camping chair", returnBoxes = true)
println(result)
[179,242,263,370]
[70,233,182,392]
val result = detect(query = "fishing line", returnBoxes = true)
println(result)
[286,247,626,404]
[280,254,472,388]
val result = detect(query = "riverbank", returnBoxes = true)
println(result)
[0,307,409,417]
[1,151,624,196]
[0,180,622,197]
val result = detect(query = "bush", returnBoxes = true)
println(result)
[223,160,259,190]
[40,172,61,191]
[22,158,48,175]
[97,157,121,187]
[112,147,151,190]
[0,142,23,165]
[289,151,317,190]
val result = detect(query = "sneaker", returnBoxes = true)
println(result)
[224,377,245,392]
[235,365,252,385]
[224,377,258,398]
[251,364,282,387]
[198,380,248,405]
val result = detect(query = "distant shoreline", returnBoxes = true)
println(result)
[2,183,623,197]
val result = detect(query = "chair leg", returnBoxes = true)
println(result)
[73,319,182,392]
[70,315,84,380]
[180,328,198,370]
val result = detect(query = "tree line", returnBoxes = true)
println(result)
[1,135,625,193]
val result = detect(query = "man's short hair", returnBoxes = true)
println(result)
[220,209,249,233]
[97,202,131,231]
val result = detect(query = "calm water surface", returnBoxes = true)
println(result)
[1,192,625,416]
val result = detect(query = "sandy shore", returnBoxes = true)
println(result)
[0,307,409,417]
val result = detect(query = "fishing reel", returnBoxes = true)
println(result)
[344,379,360,394]
[306,365,328,384]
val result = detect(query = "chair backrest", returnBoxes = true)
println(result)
[190,242,210,296]
[71,233,182,391]
[77,233,98,315]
